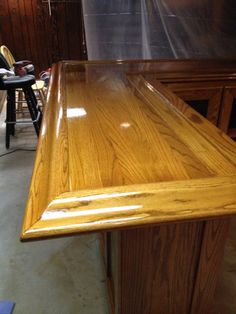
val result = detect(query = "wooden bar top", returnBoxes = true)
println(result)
[21,60,236,240]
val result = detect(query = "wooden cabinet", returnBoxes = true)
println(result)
[166,82,223,125]
[160,80,236,139]
[21,60,236,314]
[107,220,229,314]
[144,75,236,135]
[219,86,236,139]
[0,0,86,75]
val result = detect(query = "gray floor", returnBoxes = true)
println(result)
[0,107,109,313]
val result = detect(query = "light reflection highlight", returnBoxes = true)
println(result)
[27,216,143,234]
[49,191,141,206]
[56,107,63,137]
[57,89,61,103]
[41,123,46,136]
[116,59,123,64]
[67,108,87,118]
[42,204,142,220]
[120,122,131,128]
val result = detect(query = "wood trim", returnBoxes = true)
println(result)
[207,88,223,125]
[228,129,236,138]
[219,86,236,136]
[0,91,6,114]
[219,87,234,133]
[110,218,230,314]
[168,85,223,125]
[144,75,236,153]
[190,219,230,314]
[21,61,236,241]
[147,74,236,138]
[119,221,204,314]
[21,175,236,240]
[0,0,86,74]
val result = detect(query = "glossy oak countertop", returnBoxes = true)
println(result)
[21,60,236,240]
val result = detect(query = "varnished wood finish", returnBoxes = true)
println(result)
[120,222,204,314]
[145,75,236,147]
[190,219,230,314]
[165,82,223,125]
[143,71,236,138]
[22,175,236,239]
[21,60,236,240]
[111,219,230,314]
[21,60,236,314]
[219,86,236,137]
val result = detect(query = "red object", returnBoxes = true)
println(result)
[14,65,27,77]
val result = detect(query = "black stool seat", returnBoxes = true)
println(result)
[0,75,35,90]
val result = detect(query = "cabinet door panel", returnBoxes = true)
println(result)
[219,87,236,139]
[172,87,223,125]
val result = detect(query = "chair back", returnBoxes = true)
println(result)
[0,53,11,70]
[0,53,12,89]
[0,45,15,68]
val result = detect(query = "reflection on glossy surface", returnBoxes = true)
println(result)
[21,60,236,240]
[42,205,143,220]
[67,108,87,118]
[24,174,236,239]
[41,123,46,137]
[120,122,131,128]
[56,107,63,138]
[25,216,143,236]
[49,191,140,205]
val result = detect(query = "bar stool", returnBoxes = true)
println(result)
[0,45,46,108]
[0,72,42,149]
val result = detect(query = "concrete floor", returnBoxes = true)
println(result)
[0,108,109,313]
[0,105,236,314]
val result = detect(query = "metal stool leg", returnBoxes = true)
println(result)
[10,89,16,136]
[5,91,12,149]
[23,87,41,136]
[5,90,15,149]
[28,86,43,128]
[28,86,43,124]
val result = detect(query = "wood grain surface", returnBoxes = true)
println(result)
[143,72,236,140]
[109,217,230,314]
[21,60,236,240]
[120,222,204,314]
[0,0,86,74]
[166,83,223,125]
[190,219,230,314]
[219,86,236,136]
